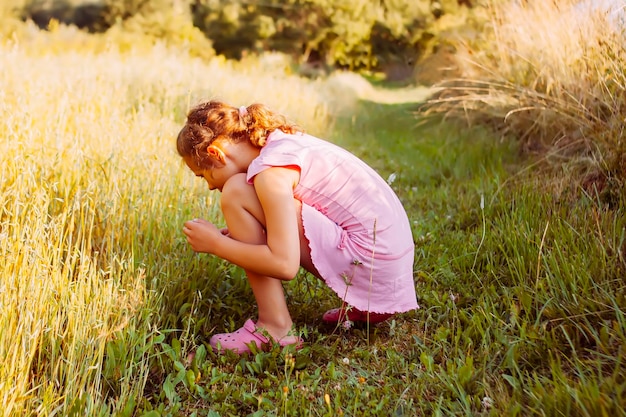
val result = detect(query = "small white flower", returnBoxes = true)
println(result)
[387,172,397,185]
[342,357,350,365]
[481,396,494,410]
[342,320,353,330]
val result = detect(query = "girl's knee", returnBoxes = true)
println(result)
[221,173,254,206]
[220,173,266,226]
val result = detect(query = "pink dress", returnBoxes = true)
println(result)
[247,130,418,314]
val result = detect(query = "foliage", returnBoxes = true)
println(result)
[11,0,480,76]
[108,7,216,61]
[420,0,626,190]
[16,0,175,30]
[0,0,29,21]
[191,0,467,71]
[11,0,216,59]
[99,0,169,26]
[16,0,109,31]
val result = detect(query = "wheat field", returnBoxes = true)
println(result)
[0,23,335,415]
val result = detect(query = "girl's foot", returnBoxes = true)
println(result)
[210,319,303,354]
[322,307,394,324]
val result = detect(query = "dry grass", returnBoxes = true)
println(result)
[0,22,334,416]
[422,0,626,187]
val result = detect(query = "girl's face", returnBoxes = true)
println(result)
[183,140,258,192]
[184,156,235,192]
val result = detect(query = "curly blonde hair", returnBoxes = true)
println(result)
[176,101,300,168]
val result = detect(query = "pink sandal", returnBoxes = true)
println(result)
[322,307,394,325]
[210,319,303,354]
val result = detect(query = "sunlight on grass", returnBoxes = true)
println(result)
[0,24,333,415]
[1,10,625,417]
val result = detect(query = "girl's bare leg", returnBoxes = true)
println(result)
[220,173,318,340]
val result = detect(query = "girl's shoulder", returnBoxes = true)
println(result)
[267,129,307,142]
[266,129,333,150]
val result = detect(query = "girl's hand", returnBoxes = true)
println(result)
[182,218,224,253]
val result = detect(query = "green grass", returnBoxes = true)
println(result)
[1,22,624,414]
[123,101,625,416]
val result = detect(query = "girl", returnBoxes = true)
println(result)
[179,101,418,354]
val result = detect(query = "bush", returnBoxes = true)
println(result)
[12,0,215,60]
[18,0,191,32]
[99,0,173,27]
[12,0,477,78]
[18,0,109,31]
[1,0,29,20]
[109,7,216,61]
[190,0,465,72]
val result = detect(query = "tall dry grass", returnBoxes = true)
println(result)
[423,0,626,188]
[0,22,334,416]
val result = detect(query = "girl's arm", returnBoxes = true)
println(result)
[184,167,302,280]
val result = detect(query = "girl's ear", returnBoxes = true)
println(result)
[206,144,226,164]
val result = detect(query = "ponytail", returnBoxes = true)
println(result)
[177,101,300,165]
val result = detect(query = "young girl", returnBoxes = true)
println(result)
[179,100,418,354]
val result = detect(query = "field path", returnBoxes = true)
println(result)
[360,84,435,104]
[321,71,437,110]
